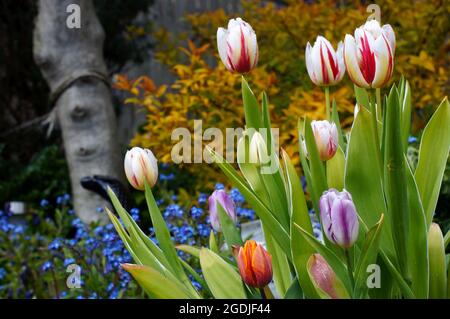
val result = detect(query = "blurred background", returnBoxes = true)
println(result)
[0,0,448,298]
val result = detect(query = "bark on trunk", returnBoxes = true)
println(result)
[33,0,123,223]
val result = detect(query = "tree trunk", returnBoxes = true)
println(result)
[33,0,123,223]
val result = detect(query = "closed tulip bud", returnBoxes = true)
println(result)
[208,189,237,232]
[344,19,395,88]
[217,18,258,74]
[319,189,359,248]
[305,36,345,86]
[237,240,273,288]
[428,223,447,299]
[249,131,270,165]
[311,120,338,161]
[124,147,158,190]
[307,254,350,299]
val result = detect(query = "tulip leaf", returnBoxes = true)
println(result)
[415,97,450,226]
[199,248,247,299]
[304,117,328,204]
[284,278,303,299]
[176,245,201,258]
[209,231,219,254]
[242,76,262,130]
[122,263,192,299]
[282,150,318,298]
[383,85,409,278]
[331,100,346,150]
[353,214,384,299]
[208,147,292,258]
[444,231,450,250]
[428,224,447,299]
[293,223,352,295]
[326,146,345,191]
[405,159,429,298]
[399,77,412,151]
[144,182,199,297]
[217,201,243,249]
[354,85,370,110]
[345,107,394,258]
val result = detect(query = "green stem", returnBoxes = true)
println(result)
[376,88,382,122]
[324,86,330,121]
[369,90,383,176]
[344,249,355,289]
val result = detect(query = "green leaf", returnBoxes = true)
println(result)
[293,223,352,295]
[405,160,429,298]
[331,100,346,150]
[354,85,370,110]
[353,214,384,298]
[428,223,447,299]
[199,248,247,299]
[217,201,243,249]
[122,264,192,299]
[242,77,262,130]
[326,147,345,190]
[144,182,198,297]
[284,278,303,299]
[444,230,450,249]
[415,98,450,226]
[384,85,409,278]
[208,147,291,258]
[345,107,394,258]
[399,78,412,151]
[282,150,318,298]
[176,245,201,258]
[209,231,219,254]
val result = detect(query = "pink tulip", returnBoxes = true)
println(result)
[311,120,338,161]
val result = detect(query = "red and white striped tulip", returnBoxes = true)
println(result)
[217,18,258,74]
[124,147,158,190]
[305,36,345,86]
[311,120,338,161]
[344,20,396,88]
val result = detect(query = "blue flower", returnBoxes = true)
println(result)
[215,183,225,190]
[40,199,50,208]
[197,223,211,238]
[63,258,76,267]
[48,239,62,250]
[190,206,204,219]
[0,268,6,280]
[229,188,244,204]
[41,261,53,272]
[408,136,418,144]
[198,193,208,204]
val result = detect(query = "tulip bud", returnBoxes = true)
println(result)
[305,36,345,86]
[217,18,258,74]
[208,189,237,232]
[124,147,158,190]
[343,19,395,88]
[428,223,447,299]
[307,253,349,299]
[249,131,270,165]
[237,240,273,288]
[319,189,359,248]
[311,120,338,161]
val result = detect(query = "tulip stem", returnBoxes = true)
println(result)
[344,249,355,289]
[324,86,330,121]
[376,88,382,122]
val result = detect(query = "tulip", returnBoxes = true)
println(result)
[311,120,338,161]
[343,19,395,88]
[236,240,273,288]
[124,147,158,190]
[217,18,258,73]
[305,36,345,86]
[208,189,237,232]
[319,189,359,248]
[248,131,270,165]
[307,253,350,299]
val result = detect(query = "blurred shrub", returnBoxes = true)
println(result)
[115,0,448,192]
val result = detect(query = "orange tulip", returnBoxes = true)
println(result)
[236,240,273,288]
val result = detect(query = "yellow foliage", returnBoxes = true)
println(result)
[115,0,449,190]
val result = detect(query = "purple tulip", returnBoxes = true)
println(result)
[208,189,237,232]
[319,189,359,248]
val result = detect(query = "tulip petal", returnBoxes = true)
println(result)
[382,24,396,54]
[330,199,359,248]
[371,34,393,88]
[217,27,228,67]
[344,34,369,88]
